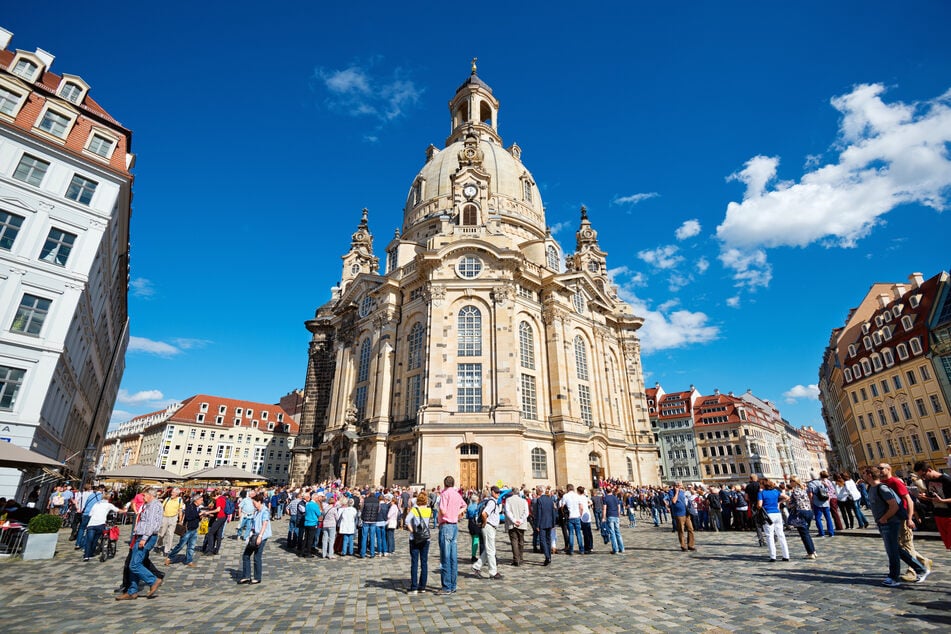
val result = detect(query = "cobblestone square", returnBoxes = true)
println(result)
[0,520,947,633]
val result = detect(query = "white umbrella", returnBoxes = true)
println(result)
[0,441,64,470]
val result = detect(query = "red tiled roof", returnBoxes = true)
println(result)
[169,394,300,435]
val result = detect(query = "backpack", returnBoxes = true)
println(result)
[812,481,829,502]
[225,498,235,515]
[707,492,722,511]
[411,508,431,544]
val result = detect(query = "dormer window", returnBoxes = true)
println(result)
[12,58,38,81]
[901,315,914,331]
[863,336,872,351]
[872,331,882,346]
[848,344,857,358]
[59,82,83,104]
[852,363,862,378]
[897,343,909,360]
[909,295,921,308]
[875,315,883,327]
[883,325,893,341]
[891,305,902,318]
[882,348,894,367]
[37,109,71,138]
[0,85,26,118]
[909,337,923,355]
[85,131,118,160]
[844,368,853,383]
[871,354,883,372]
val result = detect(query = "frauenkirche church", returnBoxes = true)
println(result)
[290,64,660,490]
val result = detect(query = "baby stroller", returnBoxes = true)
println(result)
[98,511,120,562]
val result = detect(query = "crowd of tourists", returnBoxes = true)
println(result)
[28,456,951,599]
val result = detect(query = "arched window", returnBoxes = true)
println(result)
[460,443,480,455]
[407,323,424,370]
[531,448,547,479]
[355,337,371,421]
[458,306,482,356]
[546,245,559,271]
[462,204,478,226]
[627,457,634,481]
[519,321,535,369]
[574,336,589,381]
[523,180,532,202]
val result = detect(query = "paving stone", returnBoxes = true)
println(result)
[0,519,947,632]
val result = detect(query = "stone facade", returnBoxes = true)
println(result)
[291,66,660,490]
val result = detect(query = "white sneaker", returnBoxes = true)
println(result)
[805,553,817,560]
[916,570,930,583]
[881,577,902,587]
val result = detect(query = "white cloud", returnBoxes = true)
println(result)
[726,296,740,308]
[637,245,683,269]
[548,221,572,235]
[696,257,710,274]
[613,192,659,205]
[128,336,182,357]
[675,219,701,240]
[611,271,719,354]
[117,389,164,405]
[130,277,156,298]
[172,338,212,351]
[315,62,423,123]
[715,84,951,289]
[607,266,646,287]
[109,409,134,426]
[718,247,772,289]
[783,384,820,404]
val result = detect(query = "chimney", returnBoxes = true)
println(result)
[714,389,720,396]
[878,293,891,309]
[909,272,924,289]
[892,283,907,299]
[34,47,55,69]
[0,27,11,51]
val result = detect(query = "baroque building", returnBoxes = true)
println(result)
[291,65,660,490]
[820,271,951,473]
[0,28,133,499]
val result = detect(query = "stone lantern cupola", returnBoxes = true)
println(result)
[446,58,501,146]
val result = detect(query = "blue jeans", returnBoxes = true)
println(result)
[360,522,376,557]
[341,533,354,555]
[75,514,91,548]
[83,524,105,559]
[793,509,816,555]
[167,528,198,564]
[236,517,253,539]
[854,503,869,528]
[606,516,625,553]
[813,505,835,536]
[438,523,459,591]
[128,534,158,595]
[241,538,267,582]
[286,517,299,546]
[567,517,583,554]
[651,507,660,526]
[878,520,925,580]
[410,538,430,590]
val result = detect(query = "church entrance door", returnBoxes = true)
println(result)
[460,459,479,490]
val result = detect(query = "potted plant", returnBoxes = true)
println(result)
[22,513,63,560]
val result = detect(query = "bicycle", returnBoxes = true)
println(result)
[98,512,120,562]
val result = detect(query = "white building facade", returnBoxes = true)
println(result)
[0,28,133,499]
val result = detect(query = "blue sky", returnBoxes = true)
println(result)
[6,3,950,433]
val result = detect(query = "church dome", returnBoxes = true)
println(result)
[402,64,546,238]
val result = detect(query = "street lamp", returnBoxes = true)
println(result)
[80,443,97,488]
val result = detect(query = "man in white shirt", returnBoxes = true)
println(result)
[559,484,585,555]
[472,487,503,579]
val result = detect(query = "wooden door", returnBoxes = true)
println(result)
[460,459,479,490]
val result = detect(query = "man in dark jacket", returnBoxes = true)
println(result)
[360,492,380,558]
[531,486,556,566]
[165,493,202,566]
